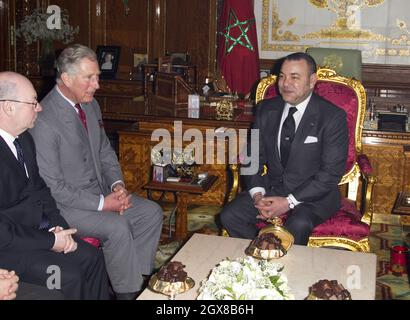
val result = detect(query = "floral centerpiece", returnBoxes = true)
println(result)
[197,256,294,300]
[15,8,79,45]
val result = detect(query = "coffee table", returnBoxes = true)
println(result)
[138,234,377,300]
[143,175,217,240]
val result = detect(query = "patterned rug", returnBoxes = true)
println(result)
[154,204,410,300]
[370,220,410,300]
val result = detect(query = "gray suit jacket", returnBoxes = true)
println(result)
[244,93,349,220]
[30,87,122,219]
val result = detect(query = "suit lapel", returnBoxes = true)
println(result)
[290,95,320,155]
[51,89,90,148]
[265,105,283,165]
[82,103,104,189]
[18,132,38,181]
[52,88,104,189]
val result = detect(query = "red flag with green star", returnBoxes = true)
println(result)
[218,0,259,95]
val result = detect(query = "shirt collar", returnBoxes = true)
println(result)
[285,93,312,114]
[56,85,77,108]
[0,127,18,144]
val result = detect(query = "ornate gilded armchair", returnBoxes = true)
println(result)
[227,67,376,252]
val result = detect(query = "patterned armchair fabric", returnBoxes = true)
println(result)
[227,67,376,252]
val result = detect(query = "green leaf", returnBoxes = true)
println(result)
[269,275,280,286]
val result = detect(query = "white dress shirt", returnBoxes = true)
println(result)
[249,94,313,206]
[0,128,29,177]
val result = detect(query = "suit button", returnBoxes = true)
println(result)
[279,178,283,183]
[83,158,87,162]
[36,200,41,206]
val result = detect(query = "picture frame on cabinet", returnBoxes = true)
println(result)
[96,45,121,79]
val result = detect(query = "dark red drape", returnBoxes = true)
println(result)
[217,0,260,95]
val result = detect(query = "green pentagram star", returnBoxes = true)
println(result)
[220,9,255,55]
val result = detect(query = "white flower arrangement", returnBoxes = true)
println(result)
[16,8,79,45]
[197,256,294,300]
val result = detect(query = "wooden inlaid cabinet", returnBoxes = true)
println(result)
[362,130,410,216]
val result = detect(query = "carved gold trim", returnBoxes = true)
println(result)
[227,164,239,203]
[307,236,370,252]
[269,0,300,42]
[255,74,276,104]
[361,174,377,225]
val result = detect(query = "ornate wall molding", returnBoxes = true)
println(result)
[255,0,410,64]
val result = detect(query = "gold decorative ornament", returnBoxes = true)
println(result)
[215,100,234,121]
[246,218,294,260]
[149,275,195,299]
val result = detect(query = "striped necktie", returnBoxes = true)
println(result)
[74,103,88,131]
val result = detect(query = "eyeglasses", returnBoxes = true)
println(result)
[0,99,39,109]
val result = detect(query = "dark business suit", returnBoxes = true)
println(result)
[220,93,349,244]
[0,131,110,299]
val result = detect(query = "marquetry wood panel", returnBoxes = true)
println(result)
[363,130,410,215]
[362,144,405,215]
[119,130,228,206]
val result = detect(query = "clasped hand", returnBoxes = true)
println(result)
[254,196,289,220]
[0,269,19,300]
[51,226,78,254]
[103,184,132,215]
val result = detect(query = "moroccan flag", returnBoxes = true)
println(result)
[217,0,259,95]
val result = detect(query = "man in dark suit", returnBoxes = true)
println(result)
[220,52,349,245]
[0,71,110,299]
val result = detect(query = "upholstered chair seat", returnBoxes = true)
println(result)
[81,237,100,248]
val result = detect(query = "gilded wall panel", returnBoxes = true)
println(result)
[255,0,410,64]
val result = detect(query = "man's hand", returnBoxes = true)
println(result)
[0,270,19,300]
[253,193,272,220]
[51,227,78,254]
[254,196,289,220]
[103,188,132,214]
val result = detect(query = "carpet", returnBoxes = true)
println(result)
[154,203,410,300]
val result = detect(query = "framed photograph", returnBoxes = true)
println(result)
[96,45,121,79]
[133,53,148,80]
[167,52,189,65]
[158,56,172,73]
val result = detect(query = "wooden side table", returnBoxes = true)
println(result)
[143,175,218,240]
[393,192,410,215]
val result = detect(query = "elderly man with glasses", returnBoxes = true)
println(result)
[0,71,110,300]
